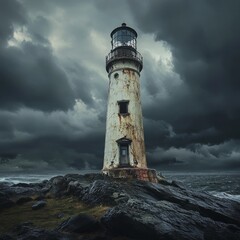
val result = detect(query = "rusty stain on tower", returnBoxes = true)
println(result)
[103,23,158,182]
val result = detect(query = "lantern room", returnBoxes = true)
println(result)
[111,23,137,50]
[106,23,143,73]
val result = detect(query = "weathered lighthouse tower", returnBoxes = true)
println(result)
[103,23,157,182]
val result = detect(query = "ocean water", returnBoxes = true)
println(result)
[0,170,98,184]
[163,171,240,202]
[0,170,239,202]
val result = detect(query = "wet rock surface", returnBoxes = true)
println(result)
[0,222,75,240]
[31,200,47,210]
[57,213,101,233]
[0,173,239,240]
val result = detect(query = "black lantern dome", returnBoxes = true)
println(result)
[106,23,143,72]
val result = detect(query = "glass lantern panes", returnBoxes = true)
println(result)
[112,30,136,49]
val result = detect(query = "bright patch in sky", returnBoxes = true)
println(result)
[8,27,32,47]
[139,34,174,70]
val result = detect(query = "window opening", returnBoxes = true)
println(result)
[118,100,129,114]
[114,73,119,79]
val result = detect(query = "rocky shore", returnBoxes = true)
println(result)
[0,173,240,240]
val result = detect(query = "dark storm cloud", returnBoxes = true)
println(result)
[0,0,109,171]
[0,0,26,45]
[147,140,240,171]
[0,42,76,111]
[0,106,105,171]
[1,0,239,172]
[129,0,240,146]
[0,0,76,111]
[125,0,240,170]
[0,0,108,112]
[63,61,107,108]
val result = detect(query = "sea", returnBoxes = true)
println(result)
[0,170,240,203]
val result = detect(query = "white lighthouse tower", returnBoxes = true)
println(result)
[103,23,157,182]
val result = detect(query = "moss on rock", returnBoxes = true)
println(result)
[0,196,109,234]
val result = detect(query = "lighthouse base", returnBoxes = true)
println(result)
[102,168,158,183]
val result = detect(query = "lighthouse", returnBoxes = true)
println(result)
[103,23,157,182]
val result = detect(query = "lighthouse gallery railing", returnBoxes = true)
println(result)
[106,48,143,69]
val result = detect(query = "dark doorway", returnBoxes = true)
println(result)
[119,144,129,166]
[116,137,132,167]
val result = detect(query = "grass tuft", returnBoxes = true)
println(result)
[0,197,109,234]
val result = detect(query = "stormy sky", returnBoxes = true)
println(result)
[0,0,240,172]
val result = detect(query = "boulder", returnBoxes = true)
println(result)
[101,199,240,240]
[0,222,75,240]
[99,180,240,240]
[32,200,47,210]
[66,180,83,196]
[0,182,42,201]
[48,176,68,197]
[47,175,86,197]
[58,213,100,233]
[81,180,130,205]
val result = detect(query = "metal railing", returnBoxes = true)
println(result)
[106,48,143,70]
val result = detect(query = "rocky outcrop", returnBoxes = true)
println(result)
[101,197,239,240]
[81,178,240,240]
[0,173,239,240]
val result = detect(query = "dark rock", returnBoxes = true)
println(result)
[0,183,42,200]
[41,186,51,194]
[83,173,106,181]
[34,195,45,201]
[32,200,47,210]
[16,196,32,205]
[0,191,8,198]
[0,234,15,240]
[171,180,186,189]
[45,174,90,197]
[81,180,130,205]
[157,177,172,186]
[101,198,240,240]
[66,180,83,196]
[14,221,34,232]
[47,176,69,197]
[0,196,14,210]
[57,213,100,233]
[0,222,75,240]
[13,183,30,188]
[156,172,171,184]
[99,180,240,240]
[1,173,240,240]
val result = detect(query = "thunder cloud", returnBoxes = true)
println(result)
[0,0,240,172]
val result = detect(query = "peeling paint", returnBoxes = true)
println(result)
[102,24,158,182]
[103,60,147,169]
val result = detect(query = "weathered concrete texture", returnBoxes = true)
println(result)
[106,167,158,183]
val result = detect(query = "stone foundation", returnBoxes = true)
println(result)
[103,168,158,183]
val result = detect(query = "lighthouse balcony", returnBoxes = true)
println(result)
[106,47,143,72]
